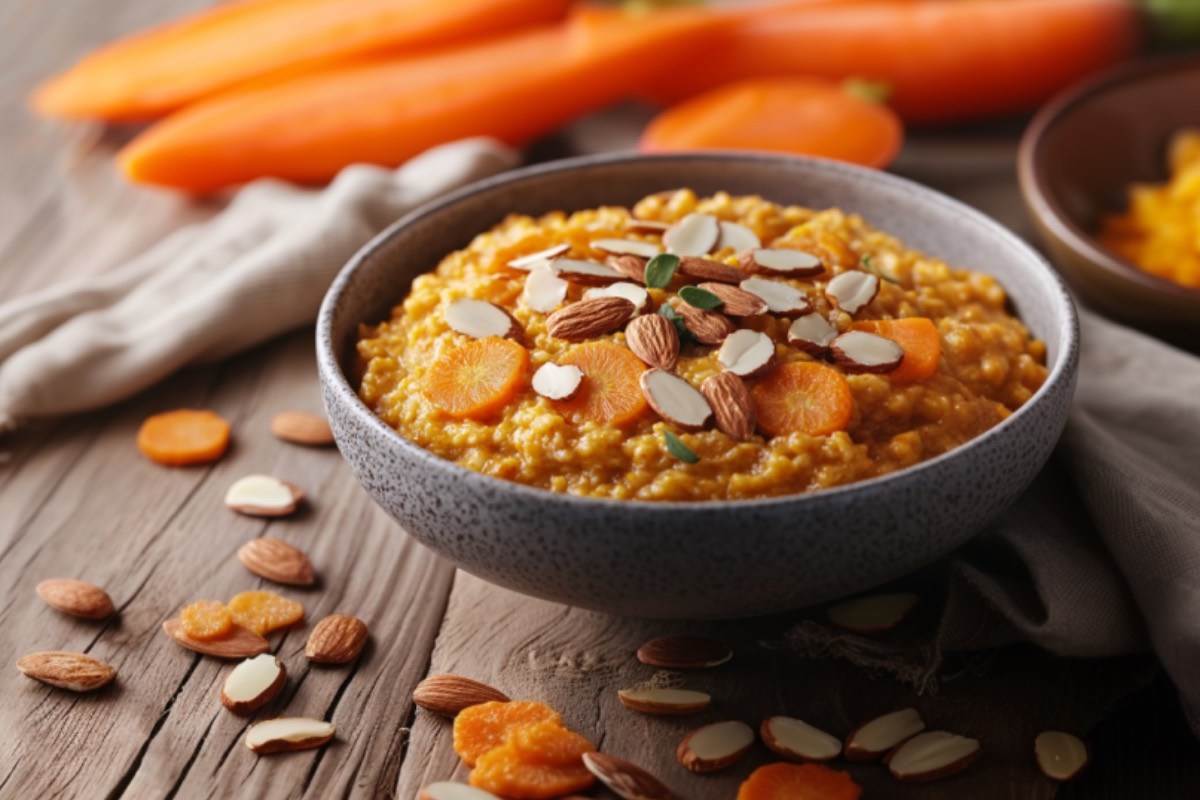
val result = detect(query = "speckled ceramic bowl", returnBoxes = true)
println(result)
[317,153,1078,619]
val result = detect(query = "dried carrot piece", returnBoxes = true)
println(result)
[137,409,231,466]
[179,600,234,641]
[752,362,853,438]
[423,338,529,421]
[453,701,562,767]
[852,318,941,383]
[507,720,595,767]
[470,742,595,799]
[550,342,647,427]
[737,762,862,800]
[226,591,305,636]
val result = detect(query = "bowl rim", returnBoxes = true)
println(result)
[317,150,1078,512]
[1017,52,1200,302]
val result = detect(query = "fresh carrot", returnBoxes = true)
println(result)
[640,78,903,168]
[752,362,853,438]
[422,337,529,421]
[136,409,231,466]
[649,0,1143,124]
[117,7,729,192]
[851,317,941,383]
[33,0,570,122]
[551,342,648,427]
[737,762,862,800]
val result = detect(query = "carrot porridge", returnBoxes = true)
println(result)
[355,190,1047,501]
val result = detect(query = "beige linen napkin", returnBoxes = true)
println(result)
[0,137,518,431]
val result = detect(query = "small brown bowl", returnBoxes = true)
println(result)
[1019,54,1200,346]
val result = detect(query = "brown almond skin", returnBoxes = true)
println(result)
[697,283,768,317]
[677,724,753,773]
[678,256,746,284]
[412,673,510,716]
[637,635,733,669]
[582,752,678,800]
[237,538,315,586]
[625,314,680,370]
[163,618,269,659]
[884,735,981,782]
[607,254,648,284]
[36,578,114,620]
[17,651,116,692]
[270,411,334,446]
[675,303,736,345]
[248,731,335,755]
[700,374,756,442]
[226,479,305,518]
[617,689,711,716]
[221,656,287,714]
[306,614,368,665]
[546,297,635,342]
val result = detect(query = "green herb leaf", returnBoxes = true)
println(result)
[678,286,722,310]
[658,305,692,342]
[644,254,680,289]
[663,429,700,464]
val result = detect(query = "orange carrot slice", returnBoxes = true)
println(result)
[752,362,853,438]
[550,342,648,427]
[640,78,903,169]
[453,701,562,767]
[737,762,862,800]
[851,318,941,383]
[137,409,231,466]
[423,338,529,421]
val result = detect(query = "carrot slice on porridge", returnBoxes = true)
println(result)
[550,342,647,426]
[852,317,941,383]
[752,362,853,437]
[423,337,529,421]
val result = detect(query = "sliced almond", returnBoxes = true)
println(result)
[761,716,842,762]
[522,263,569,313]
[221,654,286,714]
[593,238,662,259]
[640,369,712,431]
[506,243,569,270]
[445,298,522,340]
[664,213,720,256]
[677,256,746,285]
[701,373,756,442]
[16,651,116,692]
[617,686,711,716]
[306,614,369,665]
[1035,731,1089,782]
[830,331,905,374]
[412,673,510,716]
[224,475,304,517]
[237,538,315,587]
[787,313,838,356]
[245,717,335,754]
[887,731,980,782]
[420,783,503,800]
[717,221,761,252]
[636,635,732,669]
[697,282,767,317]
[675,302,736,345]
[825,270,880,315]
[546,297,636,342]
[607,254,649,284]
[845,708,926,761]
[827,592,919,634]
[716,329,777,379]
[625,314,680,370]
[741,248,824,277]
[740,277,813,316]
[678,721,755,773]
[270,411,334,446]
[584,282,651,313]
[36,578,114,620]
[553,257,625,286]
[532,362,585,401]
[163,618,269,659]
[582,752,677,800]
[627,218,671,234]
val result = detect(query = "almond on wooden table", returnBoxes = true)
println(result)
[677,720,755,772]
[625,314,680,370]
[827,592,919,634]
[581,752,678,800]
[17,651,116,692]
[546,296,635,341]
[845,708,925,760]
[761,715,843,762]
[221,654,286,714]
[224,475,304,517]
[35,578,114,619]
[419,783,502,800]
[637,635,732,669]
[163,618,269,659]
[237,537,315,586]
[702,373,756,442]
[617,686,711,715]
[245,717,335,754]
[270,411,334,446]
[887,731,981,782]
[1035,731,1089,781]
[306,614,368,665]
[412,673,510,716]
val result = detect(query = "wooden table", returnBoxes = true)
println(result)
[3,2,1198,798]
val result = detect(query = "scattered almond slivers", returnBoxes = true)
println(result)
[702,372,756,442]
[224,474,304,517]
[522,263,568,313]
[221,654,286,714]
[741,276,813,316]
[16,651,116,692]
[827,592,919,634]
[787,313,838,355]
[698,282,767,317]
[845,708,925,761]
[593,238,662,259]
[553,257,626,286]
[306,614,369,665]
[717,329,777,378]
[830,331,905,374]
[761,715,843,762]
[625,314,680,370]
[532,362,585,401]
[237,537,315,586]
[637,635,733,670]
[163,617,269,659]
[546,296,636,341]
[35,578,114,620]
[420,782,502,800]
[584,281,651,313]
[617,686,711,715]
[413,673,511,717]
[717,220,761,252]
[678,720,755,772]
[887,731,980,782]
[445,298,523,340]
[741,247,823,277]
[245,717,335,754]
[582,751,677,800]
[640,369,713,431]
[825,270,880,315]
[506,243,569,271]
[270,410,334,446]
[1035,731,1089,782]
[664,212,720,256]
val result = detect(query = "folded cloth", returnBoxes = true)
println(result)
[0,137,518,431]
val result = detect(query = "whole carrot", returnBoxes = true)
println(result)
[33,0,570,122]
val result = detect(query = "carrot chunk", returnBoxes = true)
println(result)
[852,318,941,383]
[737,762,862,800]
[137,409,231,466]
[469,742,595,799]
[550,342,647,427]
[453,701,563,767]
[423,337,529,421]
[752,362,853,437]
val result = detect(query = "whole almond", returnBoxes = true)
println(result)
[701,373,756,442]
[678,256,746,284]
[637,635,733,669]
[36,578,114,620]
[608,254,648,284]
[546,297,636,342]
[306,614,368,664]
[163,618,269,659]
[237,538,315,586]
[697,283,768,317]
[270,411,334,446]
[625,314,680,370]
[582,752,678,800]
[675,303,736,345]
[17,651,116,692]
[412,673,510,716]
